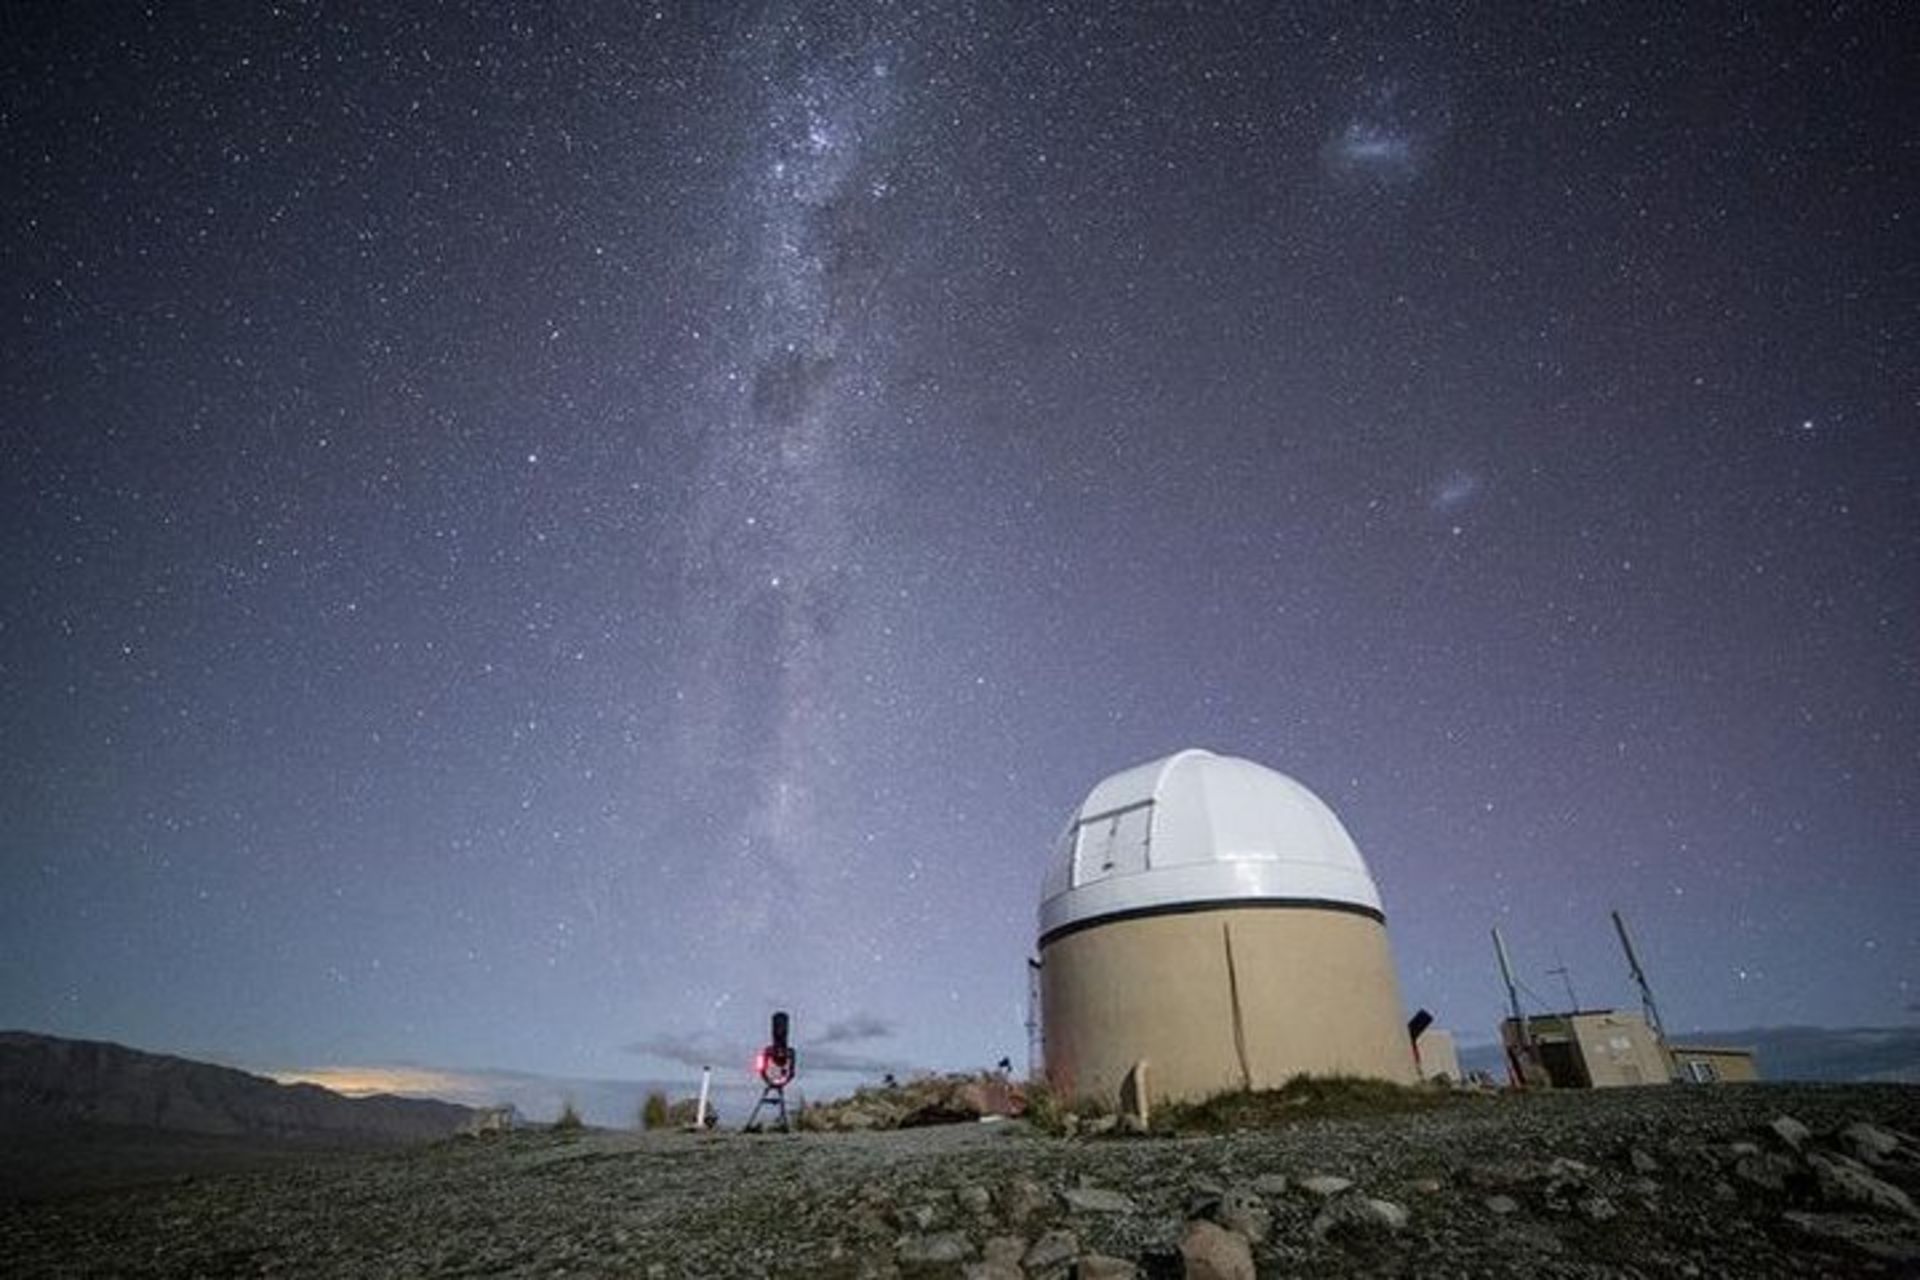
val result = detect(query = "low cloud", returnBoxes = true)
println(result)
[623,1032,735,1072]
[798,1044,908,1075]
[625,1015,910,1078]
[818,1014,894,1045]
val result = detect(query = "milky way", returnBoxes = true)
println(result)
[666,10,925,1023]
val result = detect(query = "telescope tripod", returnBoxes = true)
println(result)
[743,1081,790,1133]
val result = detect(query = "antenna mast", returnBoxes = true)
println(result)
[1611,909,1665,1039]
[1025,957,1044,1081]
[1492,927,1543,1088]
[1492,927,1528,1043]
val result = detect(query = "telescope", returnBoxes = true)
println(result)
[755,1010,797,1087]
[744,1010,796,1131]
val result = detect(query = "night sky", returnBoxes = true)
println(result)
[4,3,1915,1099]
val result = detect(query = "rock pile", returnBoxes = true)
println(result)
[856,1097,1920,1276]
[798,1074,1026,1132]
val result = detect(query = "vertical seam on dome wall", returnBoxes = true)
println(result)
[1222,921,1252,1093]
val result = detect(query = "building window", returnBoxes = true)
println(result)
[1685,1058,1718,1084]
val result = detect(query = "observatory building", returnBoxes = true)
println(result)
[1037,749,1417,1105]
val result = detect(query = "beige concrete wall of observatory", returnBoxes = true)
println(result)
[1039,907,1417,1106]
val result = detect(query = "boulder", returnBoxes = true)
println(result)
[1214,1187,1272,1243]
[953,1076,1024,1119]
[981,1237,1026,1268]
[962,1265,1021,1280]
[893,1204,939,1233]
[1809,1153,1919,1220]
[1296,1174,1353,1199]
[1840,1122,1903,1167]
[897,1232,974,1266]
[1783,1210,1920,1264]
[1732,1151,1799,1194]
[1061,1186,1135,1214]
[1577,1195,1619,1223]
[1766,1115,1811,1152]
[1312,1195,1409,1239]
[805,1073,1027,1132]
[999,1177,1054,1226]
[1023,1229,1079,1271]
[1186,1180,1224,1214]
[1179,1220,1254,1280]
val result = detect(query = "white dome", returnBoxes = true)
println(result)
[1039,748,1384,943]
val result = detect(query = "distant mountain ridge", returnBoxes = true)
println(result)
[1685,1024,1920,1084]
[0,1030,475,1144]
[1457,1023,1920,1084]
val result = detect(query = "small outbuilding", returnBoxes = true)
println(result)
[1500,1010,1670,1088]
[1037,749,1417,1106]
[1500,1014,1763,1088]
[1666,1043,1761,1084]
[1412,1027,1462,1084]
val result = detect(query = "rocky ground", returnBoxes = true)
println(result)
[3,1083,1917,1278]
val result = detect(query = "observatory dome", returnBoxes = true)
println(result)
[1035,748,1415,1103]
[1039,748,1383,943]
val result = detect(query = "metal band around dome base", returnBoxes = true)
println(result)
[1037,896,1388,950]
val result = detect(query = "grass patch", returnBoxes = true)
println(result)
[1154,1073,1454,1133]
[1022,1080,1118,1136]
[1023,1080,1065,1134]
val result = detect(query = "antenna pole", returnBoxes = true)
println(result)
[1493,926,1546,1089]
[1492,927,1529,1047]
[1026,957,1044,1082]
[1612,910,1665,1039]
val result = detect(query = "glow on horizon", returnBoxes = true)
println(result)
[267,1065,484,1100]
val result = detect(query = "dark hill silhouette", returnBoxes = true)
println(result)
[0,1030,474,1145]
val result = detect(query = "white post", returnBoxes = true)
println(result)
[695,1066,712,1130]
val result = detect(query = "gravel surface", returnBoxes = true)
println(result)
[4,1083,1918,1277]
